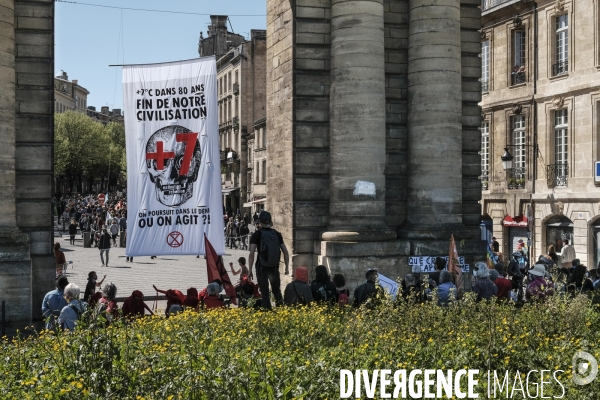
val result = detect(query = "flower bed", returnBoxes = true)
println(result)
[2,294,600,399]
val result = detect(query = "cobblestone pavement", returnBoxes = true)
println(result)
[57,232,251,311]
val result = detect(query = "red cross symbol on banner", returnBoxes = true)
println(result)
[146,141,175,170]
[167,231,184,248]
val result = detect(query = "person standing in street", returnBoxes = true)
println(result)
[109,220,119,247]
[560,239,576,269]
[248,211,289,309]
[491,236,500,253]
[353,269,383,307]
[98,228,112,267]
[68,219,78,245]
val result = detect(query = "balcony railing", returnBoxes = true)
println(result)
[553,61,568,76]
[511,71,526,85]
[481,170,489,190]
[233,82,239,95]
[506,167,526,189]
[546,163,568,188]
[481,80,489,93]
[232,116,239,128]
[482,0,512,11]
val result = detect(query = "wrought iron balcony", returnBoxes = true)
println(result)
[553,61,568,76]
[481,80,489,94]
[511,72,526,86]
[482,0,512,11]
[506,167,526,189]
[233,82,239,95]
[546,163,568,188]
[481,170,489,190]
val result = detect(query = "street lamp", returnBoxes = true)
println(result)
[501,147,514,171]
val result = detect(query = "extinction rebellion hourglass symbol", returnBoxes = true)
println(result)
[167,231,184,248]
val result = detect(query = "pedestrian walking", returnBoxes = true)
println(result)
[68,219,78,245]
[98,228,112,267]
[109,220,119,247]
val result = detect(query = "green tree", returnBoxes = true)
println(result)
[55,112,127,193]
[55,111,104,193]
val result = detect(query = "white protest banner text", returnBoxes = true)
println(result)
[123,57,225,256]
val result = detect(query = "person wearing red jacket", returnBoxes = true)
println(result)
[491,265,513,301]
[122,290,153,319]
[153,284,185,316]
[202,282,225,309]
[183,287,200,311]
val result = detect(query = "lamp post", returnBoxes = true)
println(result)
[501,147,514,171]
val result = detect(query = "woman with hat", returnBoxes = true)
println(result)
[526,264,555,302]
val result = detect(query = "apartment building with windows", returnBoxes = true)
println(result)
[54,70,89,113]
[480,0,600,267]
[214,28,266,215]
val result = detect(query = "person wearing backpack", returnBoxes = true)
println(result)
[284,266,313,306]
[248,211,290,309]
[310,265,337,304]
[332,273,350,306]
[57,283,86,331]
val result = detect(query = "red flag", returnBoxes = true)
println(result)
[448,234,464,298]
[204,234,237,305]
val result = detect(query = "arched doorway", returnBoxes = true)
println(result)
[545,215,573,253]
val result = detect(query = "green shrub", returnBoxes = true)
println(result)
[1,294,600,399]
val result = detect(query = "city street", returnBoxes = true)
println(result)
[57,232,251,311]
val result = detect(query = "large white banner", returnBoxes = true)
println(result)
[123,57,225,256]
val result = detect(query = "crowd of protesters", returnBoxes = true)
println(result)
[43,208,600,332]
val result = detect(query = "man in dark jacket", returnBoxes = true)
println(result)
[353,269,383,307]
[98,228,112,267]
[284,266,313,306]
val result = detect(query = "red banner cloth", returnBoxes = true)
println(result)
[204,234,237,305]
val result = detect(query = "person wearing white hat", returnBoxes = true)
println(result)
[526,264,555,302]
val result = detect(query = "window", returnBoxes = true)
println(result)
[255,161,259,183]
[512,115,526,169]
[228,72,232,90]
[262,160,266,182]
[554,14,568,75]
[224,75,227,93]
[554,109,568,165]
[262,128,267,150]
[481,122,490,189]
[512,31,526,85]
[482,40,490,93]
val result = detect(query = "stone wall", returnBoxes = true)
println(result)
[0,0,54,335]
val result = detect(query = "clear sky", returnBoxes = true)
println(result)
[55,0,267,110]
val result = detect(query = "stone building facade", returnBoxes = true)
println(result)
[480,0,600,267]
[86,106,124,125]
[0,0,55,335]
[198,15,246,59]
[267,0,484,287]
[215,29,266,216]
[54,70,88,113]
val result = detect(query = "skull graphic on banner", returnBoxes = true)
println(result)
[146,125,201,207]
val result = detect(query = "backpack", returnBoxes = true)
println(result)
[507,259,522,278]
[258,229,281,268]
[337,289,349,306]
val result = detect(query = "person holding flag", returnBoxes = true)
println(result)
[447,234,463,298]
[204,234,237,306]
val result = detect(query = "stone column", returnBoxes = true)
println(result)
[0,0,32,335]
[405,0,464,234]
[0,0,17,228]
[320,0,407,289]
[327,0,390,235]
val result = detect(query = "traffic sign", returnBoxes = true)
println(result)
[98,193,106,205]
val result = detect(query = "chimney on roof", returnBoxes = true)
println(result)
[101,106,109,115]
[113,108,121,117]
[72,79,78,86]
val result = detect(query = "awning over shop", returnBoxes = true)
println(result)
[253,198,266,204]
[242,202,252,208]
[502,214,528,227]
[222,187,239,195]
